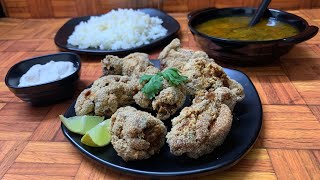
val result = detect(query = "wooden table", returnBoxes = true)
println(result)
[0,9,319,180]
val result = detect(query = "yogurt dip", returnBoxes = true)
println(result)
[18,61,76,87]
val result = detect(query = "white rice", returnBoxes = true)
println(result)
[67,9,168,50]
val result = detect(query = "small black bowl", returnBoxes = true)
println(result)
[5,52,81,106]
[188,7,319,65]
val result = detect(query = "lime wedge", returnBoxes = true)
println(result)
[59,115,104,135]
[81,119,112,147]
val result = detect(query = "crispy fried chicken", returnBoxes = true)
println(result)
[75,75,139,116]
[134,79,187,120]
[111,106,167,161]
[75,38,247,160]
[182,58,245,103]
[158,38,211,70]
[102,53,159,77]
[159,38,244,102]
[166,89,233,159]
[152,85,186,120]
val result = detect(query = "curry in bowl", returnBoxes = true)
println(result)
[188,7,318,65]
[195,16,299,41]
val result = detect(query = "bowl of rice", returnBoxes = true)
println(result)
[55,8,180,55]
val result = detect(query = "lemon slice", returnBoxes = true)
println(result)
[59,115,104,135]
[81,119,112,147]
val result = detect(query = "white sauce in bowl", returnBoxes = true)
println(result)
[18,61,76,87]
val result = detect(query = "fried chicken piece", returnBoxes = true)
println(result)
[228,79,245,101]
[74,89,95,116]
[152,86,186,120]
[166,90,233,159]
[133,91,152,110]
[75,75,139,116]
[134,79,187,120]
[211,87,238,111]
[159,39,244,102]
[182,57,245,102]
[194,87,238,111]
[111,106,167,161]
[75,75,129,116]
[158,38,211,70]
[94,80,137,116]
[102,53,159,77]
[100,55,123,75]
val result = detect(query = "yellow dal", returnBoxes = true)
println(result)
[195,16,299,41]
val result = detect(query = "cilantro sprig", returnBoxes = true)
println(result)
[140,68,188,99]
[161,68,188,86]
[140,73,163,99]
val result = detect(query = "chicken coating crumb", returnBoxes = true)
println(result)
[158,38,211,70]
[111,106,167,161]
[75,75,139,116]
[166,90,233,159]
[102,53,159,77]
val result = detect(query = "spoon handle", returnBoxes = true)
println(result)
[249,0,272,27]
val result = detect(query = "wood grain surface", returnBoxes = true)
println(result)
[0,10,319,179]
[1,0,320,18]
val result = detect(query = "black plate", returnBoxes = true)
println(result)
[54,8,180,56]
[61,67,262,177]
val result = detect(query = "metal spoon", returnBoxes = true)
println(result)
[249,0,272,27]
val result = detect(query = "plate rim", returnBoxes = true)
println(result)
[61,67,262,177]
[54,8,180,55]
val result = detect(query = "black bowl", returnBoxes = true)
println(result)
[188,7,319,65]
[5,52,81,105]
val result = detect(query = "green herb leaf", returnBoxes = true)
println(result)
[161,68,188,86]
[141,74,163,99]
[139,68,188,99]
[140,74,154,84]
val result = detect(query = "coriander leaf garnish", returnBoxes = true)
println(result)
[139,68,188,99]
[161,68,188,86]
[141,73,163,99]
[140,74,154,84]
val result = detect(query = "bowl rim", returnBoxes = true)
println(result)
[188,7,312,44]
[5,52,81,89]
